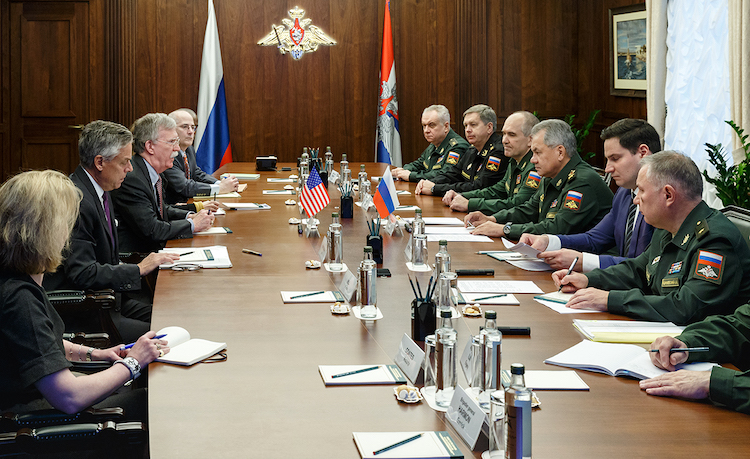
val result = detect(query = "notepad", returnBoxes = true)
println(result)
[573,319,685,344]
[263,189,295,195]
[534,291,574,304]
[457,280,543,294]
[456,292,520,305]
[194,227,232,235]
[158,246,232,269]
[231,173,260,180]
[544,340,716,380]
[193,191,241,199]
[224,202,271,210]
[154,326,226,366]
[352,431,463,459]
[501,369,589,390]
[280,291,345,303]
[318,365,407,385]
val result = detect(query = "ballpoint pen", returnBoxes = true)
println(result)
[331,366,380,379]
[557,256,580,293]
[242,248,262,256]
[290,291,325,299]
[372,433,423,455]
[121,334,167,350]
[649,347,709,353]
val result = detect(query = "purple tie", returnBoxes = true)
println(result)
[102,192,115,249]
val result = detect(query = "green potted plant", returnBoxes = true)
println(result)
[703,120,750,208]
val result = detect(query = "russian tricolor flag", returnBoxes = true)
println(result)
[195,0,232,174]
[375,0,402,166]
[373,167,400,218]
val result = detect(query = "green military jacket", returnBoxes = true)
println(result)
[496,154,613,240]
[462,150,538,214]
[586,201,750,325]
[402,129,469,182]
[679,303,750,414]
[431,132,508,196]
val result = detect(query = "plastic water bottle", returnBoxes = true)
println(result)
[358,246,378,319]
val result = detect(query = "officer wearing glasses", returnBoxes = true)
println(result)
[163,108,239,204]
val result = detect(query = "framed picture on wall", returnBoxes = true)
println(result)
[609,4,647,98]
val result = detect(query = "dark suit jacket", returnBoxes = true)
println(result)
[557,186,655,269]
[43,166,141,292]
[111,154,193,253]
[163,145,218,203]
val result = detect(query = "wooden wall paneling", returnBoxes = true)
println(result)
[9,1,91,175]
[455,0,487,113]
[134,0,157,117]
[1,0,8,178]
[103,0,136,126]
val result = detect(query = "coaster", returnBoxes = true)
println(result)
[351,306,383,320]
[324,262,348,273]
[406,262,432,272]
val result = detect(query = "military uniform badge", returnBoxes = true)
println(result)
[516,174,522,185]
[550,199,558,208]
[446,151,460,165]
[525,171,541,189]
[668,261,683,274]
[486,156,501,172]
[257,7,336,60]
[450,138,458,146]
[564,190,583,211]
[694,250,723,284]
[567,170,576,181]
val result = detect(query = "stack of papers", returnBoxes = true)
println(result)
[280,291,345,303]
[158,246,232,269]
[424,226,492,243]
[457,280,543,294]
[573,319,685,343]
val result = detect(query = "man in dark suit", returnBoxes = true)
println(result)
[163,108,238,204]
[111,113,215,253]
[519,119,661,271]
[43,120,179,341]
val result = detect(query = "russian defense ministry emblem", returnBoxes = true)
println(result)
[694,250,723,284]
[525,171,541,189]
[486,156,501,172]
[258,7,336,60]
[564,190,583,210]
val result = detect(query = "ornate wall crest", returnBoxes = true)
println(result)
[257,6,336,60]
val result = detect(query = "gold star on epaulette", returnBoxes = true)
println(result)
[682,234,690,245]
[567,170,576,181]
[450,138,457,146]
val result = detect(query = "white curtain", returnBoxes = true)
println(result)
[646,0,668,144]
[729,0,750,163]
[663,0,731,208]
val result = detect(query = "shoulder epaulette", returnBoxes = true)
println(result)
[695,219,710,240]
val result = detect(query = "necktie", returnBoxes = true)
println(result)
[183,153,190,179]
[155,176,164,218]
[102,192,115,250]
[623,191,637,256]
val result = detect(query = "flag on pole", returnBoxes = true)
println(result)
[373,167,400,218]
[195,0,232,174]
[375,0,402,166]
[300,168,330,217]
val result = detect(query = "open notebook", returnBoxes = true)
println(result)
[155,326,226,366]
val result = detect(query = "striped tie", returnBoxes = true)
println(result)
[183,153,190,179]
[155,176,164,218]
[623,191,637,256]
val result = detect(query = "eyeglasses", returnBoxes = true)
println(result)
[152,138,181,147]
[171,263,202,272]
[178,124,198,132]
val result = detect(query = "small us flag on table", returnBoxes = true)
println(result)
[300,168,330,216]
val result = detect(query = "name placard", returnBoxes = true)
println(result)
[393,333,425,383]
[338,269,357,303]
[459,335,475,383]
[446,385,487,450]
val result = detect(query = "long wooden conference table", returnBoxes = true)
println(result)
[148,162,750,458]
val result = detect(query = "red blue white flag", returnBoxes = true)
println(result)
[195,0,232,174]
[373,167,400,218]
[300,168,330,217]
[375,0,402,166]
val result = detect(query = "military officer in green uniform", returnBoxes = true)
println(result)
[443,111,540,214]
[415,104,508,196]
[392,105,469,182]
[555,151,750,325]
[642,303,750,414]
[466,119,613,239]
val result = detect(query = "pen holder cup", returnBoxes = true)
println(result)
[340,196,354,218]
[411,299,436,342]
[367,235,383,264]
[320,171,329,189]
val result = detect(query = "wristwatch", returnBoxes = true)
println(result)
[503,222,513,235]
[115,356,141,381]
[430,185,435,194]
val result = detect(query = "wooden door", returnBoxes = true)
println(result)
[8,1,90,175]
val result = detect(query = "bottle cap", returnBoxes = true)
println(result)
[485,310,497,319]
[364,246,373,253]
[342,153,347,160]
[439,240,448,246]
[332,212,339,218]
[510,363,525,375]
[361,164,366,170]
[441,309,452,318]
[415,208,422,215]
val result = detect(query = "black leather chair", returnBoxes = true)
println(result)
[47,290,122,347]
[0,408,147,458]
[721,205,750,250]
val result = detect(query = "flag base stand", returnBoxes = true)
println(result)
[305,214,321,238]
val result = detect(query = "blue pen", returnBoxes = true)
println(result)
[120,334,167,350]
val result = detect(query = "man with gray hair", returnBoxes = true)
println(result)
[415,104,507,196]
[43,120,179,341]
[391,105,469,182]
[466,118,613,239]
[554,151,750,325]
[111,113,215,253]
[442,110,540,213]
[163,108,239,203]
